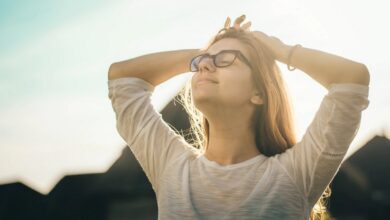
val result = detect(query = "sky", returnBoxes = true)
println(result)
[0,0,389,194]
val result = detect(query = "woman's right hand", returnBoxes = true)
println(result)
[225,15,290,62]
[201,15,252,51]
[224,14,252,32]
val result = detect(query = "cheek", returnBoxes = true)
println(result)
[220,75,253,103]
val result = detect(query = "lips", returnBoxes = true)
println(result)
[196,77,218,84]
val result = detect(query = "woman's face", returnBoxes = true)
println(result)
[191,38,261,113]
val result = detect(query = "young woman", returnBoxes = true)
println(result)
[107,15,370,220]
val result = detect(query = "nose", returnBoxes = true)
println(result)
[198,56,216,73]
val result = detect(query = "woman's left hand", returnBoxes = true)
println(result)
[224,15,291,63]
[250,31,291,63]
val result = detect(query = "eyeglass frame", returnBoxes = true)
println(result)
[189,49,252,72]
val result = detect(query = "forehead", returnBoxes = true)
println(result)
[207,38,250,57]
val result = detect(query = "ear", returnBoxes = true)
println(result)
[250,93,263,105]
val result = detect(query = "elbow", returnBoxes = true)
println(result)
[356,64,370,86]
[108,63,119,80]
[329,63,370,88]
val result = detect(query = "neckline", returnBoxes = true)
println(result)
[199,154,265,170]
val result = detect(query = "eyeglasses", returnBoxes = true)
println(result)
[190,49,252,72]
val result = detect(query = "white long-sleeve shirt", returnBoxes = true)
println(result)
[108,76,369,220]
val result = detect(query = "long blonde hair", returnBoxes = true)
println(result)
[176,28,332,220]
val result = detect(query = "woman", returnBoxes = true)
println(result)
[107,15,370,220]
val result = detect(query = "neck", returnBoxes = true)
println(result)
[204,118,261,165]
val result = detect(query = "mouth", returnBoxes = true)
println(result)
[196,78,218,84]
[196,80,218,85]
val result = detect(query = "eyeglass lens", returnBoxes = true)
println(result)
[191,51,237,71]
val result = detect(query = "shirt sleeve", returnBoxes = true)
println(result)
[274,83,370,207]
[107,76,194,191]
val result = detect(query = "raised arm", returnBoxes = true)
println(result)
[218,15,370,88]
[280,44,370,88]
[251,31,370,89]
[107,49,202,191]
[108,49,202,86]
[247,23,371,207]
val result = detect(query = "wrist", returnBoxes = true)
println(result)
[286,44,302,71]
[277,44,292,64]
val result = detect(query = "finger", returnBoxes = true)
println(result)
[241,21,251,31]
[233,15,246,29]
[224,17,231,29]
[233,15,245,29]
